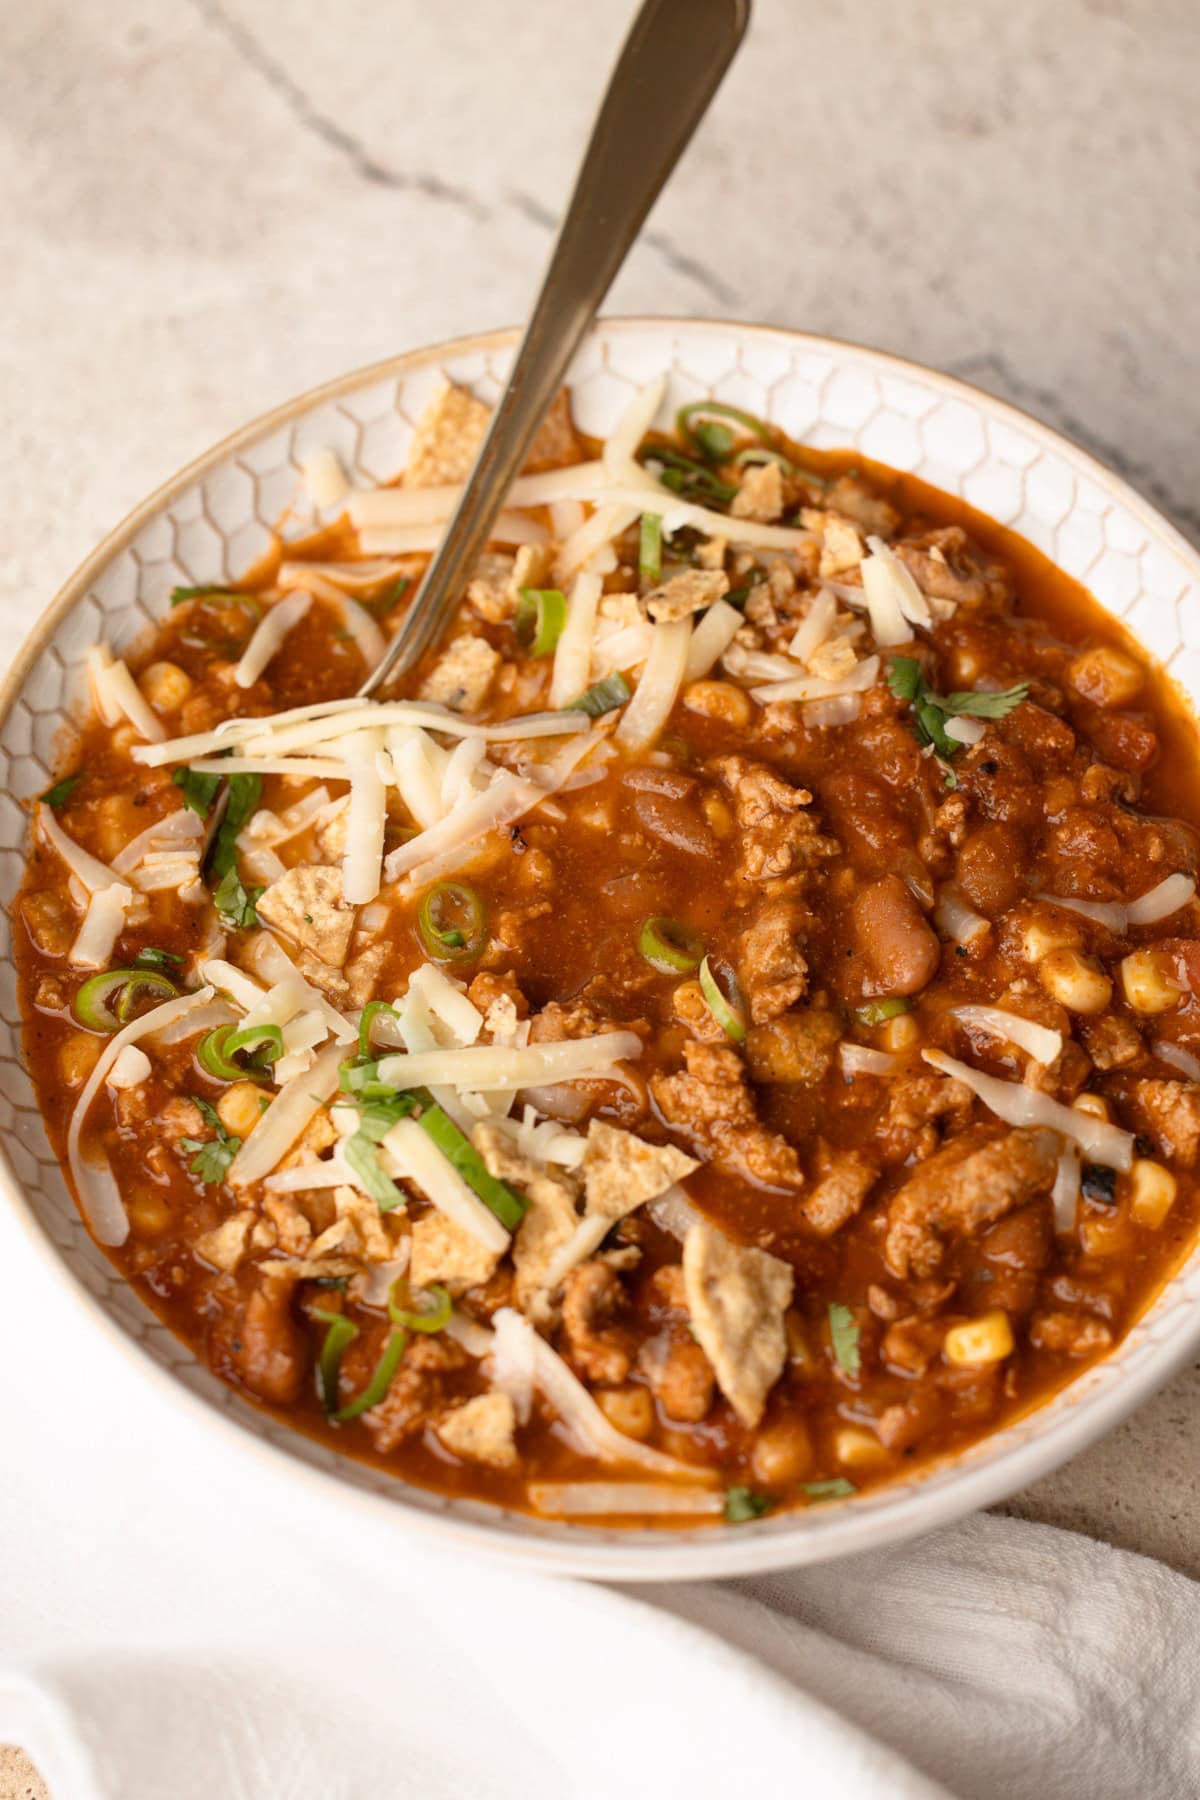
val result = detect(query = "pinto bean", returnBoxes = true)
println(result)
[850,875,940,997]
[955,822,1026,916]
[232,1273,310,1406]
[630,790,718,858]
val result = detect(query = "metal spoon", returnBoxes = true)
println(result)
[359,0,750,698]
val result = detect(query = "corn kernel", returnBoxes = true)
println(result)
[127,1190,172,1236]
[139,660,193,713]
[682,679,752,728]
[1038,948,1112,1015]
[218,1080,269,1139]
[595,1386,654,1441]
[1072,1092,1111,1122]
[59,1032,102,1086]
[752,1418,813,1486]
[833,1425,891,1469]
[880,1012,920,1052]
[1120,949,1184,1015]
[1021,916,1081,963]
[1068,646,1143,709]
[1079,1214,1129,1257]
[1129,1159,1177,1228]
[943,1310,1015,1367]
[699,791,735,838]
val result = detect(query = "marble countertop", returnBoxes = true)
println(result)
[2,5,1197,1778]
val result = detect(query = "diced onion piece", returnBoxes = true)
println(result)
[382,1117,509,1252]
[646,1183,702,1241]
[1152,1039,1200,1082]
[300,447,349,509]
[67,987,215,1245]
[788,588,838,665]
[935,887,990,945]
[354,1249,413,1310]
[1051,1144,1081,1235]
[340,728,387,905]
[87,645,166,742]
[37,804,122,896]
[1037,872,1196,933]
[615,619,692,750]
[803,694,861,728]
[950,1004,1063,1066]
[278,559,408,597]
[407,963,483,1047]
[491,1307,710,1478]
[603,376,667,480]
[591,621,654,675]
[922,1048,1134,1170]
[69,883,135,969]
[839,1042,901,1077]
[684,598,743,682]
[154,999,237,1044]
[234,591,312,689]
[227,1042,344,1186]
[442,1309,494,1358]
[529,1482,724,1518]
[945,715,986,746]
[112,806,203,874]
[105,1044,152,1091]
[356,512,548,555]
[550,570,603,710]
[375,1032,642,1095]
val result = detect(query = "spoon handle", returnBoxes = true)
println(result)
[361,0,750,695]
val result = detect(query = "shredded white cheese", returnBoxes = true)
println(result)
[106,1044,152,1091]
[300,447,349,510]
[374,1032,642,1095]
[950,1005,1063,1067]
[227,1041,345,1187]
[615,618,692,749]
[383,1116,510,1252]
[340,728,387,905]
[69,882,135,969]
[922,1048,1134,1169]
[234,591,312,689]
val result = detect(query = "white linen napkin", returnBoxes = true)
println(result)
[2,1201,1198,1800]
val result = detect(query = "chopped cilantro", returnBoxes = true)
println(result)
[724,1486,772,1523]
[173,766,222,818]
[206,772,262,882]
[132,947,185,972]
[180,1095,241,1185]
[828,1302,861,1376]
[39,772,83,809]
[213,865,263,931]
[888,656,1028,758]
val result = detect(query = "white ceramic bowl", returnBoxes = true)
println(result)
[4,319,1199,1581]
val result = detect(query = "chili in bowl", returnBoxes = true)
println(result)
[6,322,1200,1575]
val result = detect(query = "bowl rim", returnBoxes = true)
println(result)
[5,315,1200,1582]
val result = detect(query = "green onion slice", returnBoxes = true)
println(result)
[358,1000,401,1060]
[388,1279,452,1334]
[802,1478,856,1502]
[639,513,663,586]
[416,1104,528,1231]
[314,1309,360,1414]
[196,1025,244,1081]
[828,1302,861,1376]
[698,955,747,1044]
[224,1023,284,1065]
[344,1130,407,1212]
[73,969,180,1033]
[515,587,567,658]
[565,672,631,718]
[731,445,794,472]
[206,772,263,884]
[724,1486,772,1523]
[334,1326,408,1423]
[677,401,771,462]
[639,916,704,976]
[853,997,911,1027]
[131,946,185,972]
[416,881,487,963]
